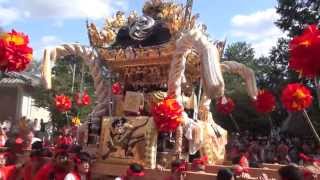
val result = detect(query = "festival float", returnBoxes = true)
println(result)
[40,0,259,178]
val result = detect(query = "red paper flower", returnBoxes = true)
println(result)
[289,24,320,78]
[112,82,122,95]
[74,91,91,106]
[281,83,313,112]
[55,95,72,112]
[253,89,276,113]
[151,97,183,132]
[216,97,235,115]
[0,30,33,72]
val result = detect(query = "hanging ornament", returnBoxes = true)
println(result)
[55,95,72,112]
[216,96,235,115]
[151,97,184,132]
[74,91,91,106]
[71,117,81,126]
[0,30,33,72]
[289,24,320,78]
[281,83,313,112]
[112,82,122,95]
[253,89,276,113]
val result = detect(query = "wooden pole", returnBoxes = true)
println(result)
[302,110,320,145]
[71,63,76,93]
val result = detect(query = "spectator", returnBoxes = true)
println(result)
[217,168,235,180]
[0,127,7,147]
[115,163,145,180]
[34,150,71,180]
[278,165,303,180]
[191,157,207,172]
[40,119,45,132]
[22,141,48,180]
[64,152,91,180]
[165,159,187,180]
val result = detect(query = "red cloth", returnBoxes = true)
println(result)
[23,163,32,180]
[0,165,16,180]
[23,158,46,180]
[58,135,73,146]
[34,162,67,180]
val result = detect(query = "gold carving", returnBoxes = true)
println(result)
[99,116,157,167]
[123,91,144,113]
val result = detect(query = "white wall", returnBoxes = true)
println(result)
[21,94,50,123]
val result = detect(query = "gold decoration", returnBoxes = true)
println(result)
[143,0,185,35]
[87,23,103,47]
[128,11,138,25]
[123,91,144,113]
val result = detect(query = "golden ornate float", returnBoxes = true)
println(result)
[40,0,258,176]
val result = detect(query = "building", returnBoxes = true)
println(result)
[0,72,50,124]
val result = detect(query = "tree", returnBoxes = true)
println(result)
[267,0,320,132]
[211,42,271,134]
[223,42,257,94]
[276,0,320,37]
[25,60,41,75]
[33,55,95,128]
[224,42,255,67]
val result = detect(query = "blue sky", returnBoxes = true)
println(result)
[0,0,281,59]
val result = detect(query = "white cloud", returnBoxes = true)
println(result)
[0,0,128,25]
[32,35,64,60]
[230,8,285,57]
[40,35,63,46]
[0,6,20,25]
[18,0,127,19]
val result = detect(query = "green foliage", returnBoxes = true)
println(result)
[276,0,320,37]
[212,41,271,134]
[33,55,95,128]
[215,0,320,135]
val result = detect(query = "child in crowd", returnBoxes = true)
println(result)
[116,163,145,180]
[34,150,71,180]
[64,152,91,180]
[165,159,187,180]
[0,152,23,180]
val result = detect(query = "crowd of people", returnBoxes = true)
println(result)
[226,131,320,166]
[0,117,318,180]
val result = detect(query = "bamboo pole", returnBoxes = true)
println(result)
[302,110,320,145]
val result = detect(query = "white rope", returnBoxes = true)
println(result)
[220,61,258,99]
[40,43,109,121]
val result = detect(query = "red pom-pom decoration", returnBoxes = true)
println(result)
[151,97,183,132]
[253,89,276,113]
[55,95,72,112]
[281,83,313,112]
[0,30,33,72]
[216,97,235,115]
[74,91,91,106]
[289,24,320,78]
[112,82,122,95]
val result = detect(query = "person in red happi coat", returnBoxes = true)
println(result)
[164,159,187,180]
[22,141,48,180]
[34,150,71,180]
[0,152,23,180]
